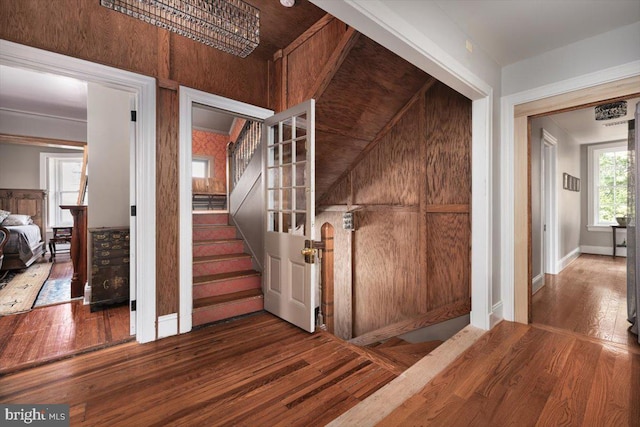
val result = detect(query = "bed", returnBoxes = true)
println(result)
[0,189,47,271]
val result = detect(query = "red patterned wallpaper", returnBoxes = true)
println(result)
[192,129,228,186]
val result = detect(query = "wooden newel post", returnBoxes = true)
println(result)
[61,205,87,298]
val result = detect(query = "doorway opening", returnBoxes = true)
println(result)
[0,40,157,375]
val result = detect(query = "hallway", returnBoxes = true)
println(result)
[532,254,637,348]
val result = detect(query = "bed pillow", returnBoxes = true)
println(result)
[2,214,33,226]
[0,209,9,223]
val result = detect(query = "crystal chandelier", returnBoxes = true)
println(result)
[595,100,627,121]
[101,0,260,58]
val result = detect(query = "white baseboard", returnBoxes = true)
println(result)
[532,273,545,294]
[83,283,91,305]
[557,247,581,271]
[581,245,626,257]
[158,313,178,339]
[490,301,503,328]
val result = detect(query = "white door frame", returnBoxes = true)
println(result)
[0,39,157,343]
[542,129,559,276]
[178,87,272,334]
[501,61,640,322]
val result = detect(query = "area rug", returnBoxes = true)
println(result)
[34,279,73,308]
[0,262,53,316]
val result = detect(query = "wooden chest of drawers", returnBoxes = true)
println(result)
[89,227,130,309]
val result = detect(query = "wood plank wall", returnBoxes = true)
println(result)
[320,82,472,337]
[270,16,347,112]
[0,1,269,321]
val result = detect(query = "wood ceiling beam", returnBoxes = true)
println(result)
[279,13,336,60]
[308,27,359,101]
[0,133,85,149]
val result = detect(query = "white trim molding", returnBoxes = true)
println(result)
[532,273,544,295]
[541,128,559,275]
[557,247,581,272]
[582,245,627,257]
[1,39,157,344]
[500,60,640,322]
[158,313,178,339]
[178,86,272,335]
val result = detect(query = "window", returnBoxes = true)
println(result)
[40,153,84,228]
[588,141,628,229]
[192,157,210,178]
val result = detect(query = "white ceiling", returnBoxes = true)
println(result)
[549,97,639,145]
[434,0,640,66]
[192,103,235,134]
[0,65,87,120]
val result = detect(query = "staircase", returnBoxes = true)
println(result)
[192,212,263,327]
[365,337,443,372]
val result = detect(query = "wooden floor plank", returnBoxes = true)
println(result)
[0,258,131,375]
[0,313,399,426]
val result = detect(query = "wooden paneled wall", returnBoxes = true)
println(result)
[0,0,270,321]
[270,15,347,112]
[320,82,472,338]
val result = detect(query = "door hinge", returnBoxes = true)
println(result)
[130,300,137,311]
[131,205,137,216]
[131,110,137,122]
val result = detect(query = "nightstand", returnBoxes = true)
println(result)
[49,226,73,262]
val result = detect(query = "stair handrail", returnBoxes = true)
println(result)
[230,120,261,189]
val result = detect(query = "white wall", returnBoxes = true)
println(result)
[0,142,80,188]
[0,109,87,142]
[86,83,130,228]
[502,22,640,96]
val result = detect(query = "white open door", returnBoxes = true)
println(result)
[263,99,316,333]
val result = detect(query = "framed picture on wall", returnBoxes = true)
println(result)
[563,173,569,189]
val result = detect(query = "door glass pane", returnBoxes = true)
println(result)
[269,212,279,232]
[282,164,292,188]
[282,188,292,210]
[282,118,293,142]
[268,146,279,167]
[267,167,278,188]
[283,212,292,233]
[296,138,307,163]
[295,188,306,212]
[295,113,307,137]
[295,212,306,235]
[295,162,306,187]
[282,142,292,164]
[268,190,279,210]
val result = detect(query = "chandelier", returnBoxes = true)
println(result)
[595,100,627,121]
[101,0,260,58]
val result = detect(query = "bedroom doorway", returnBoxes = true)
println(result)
[0,40,157,372]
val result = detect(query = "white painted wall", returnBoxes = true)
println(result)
[86,83,130,228]
[0,142,80,188]
[0,109,87,142]
[502,22,640,96]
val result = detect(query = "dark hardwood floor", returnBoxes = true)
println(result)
[0,257,131,374]
[532,254,636,347]
[0,313,398,426]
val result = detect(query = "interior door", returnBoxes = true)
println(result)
[263,99,316,333]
